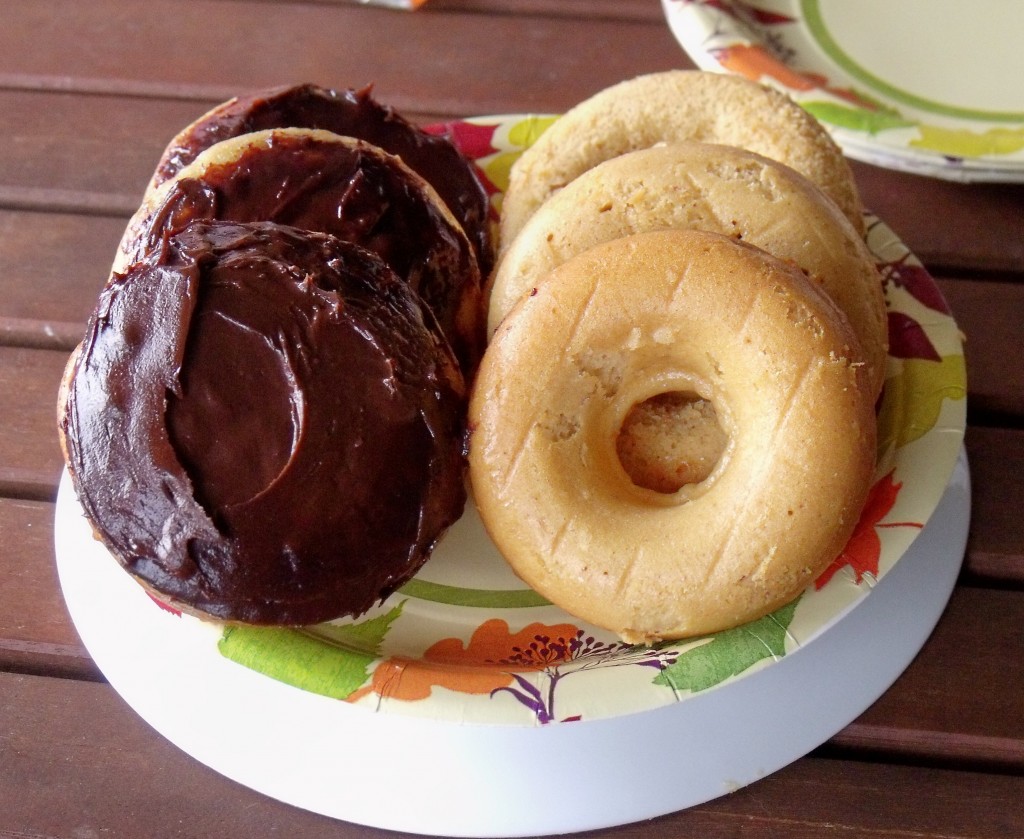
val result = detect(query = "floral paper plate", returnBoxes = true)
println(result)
[662,0,1024,181]
[55,114,968,834]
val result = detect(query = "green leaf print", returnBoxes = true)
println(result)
[507,114,557,148]
[801,101,913,134]
[653,598,799,694]
[480,115,558,198]
[217,603,403,700]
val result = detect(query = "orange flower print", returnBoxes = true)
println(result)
[347,619,579,705]
[713,44,825,91]
[816,471,923,589]
[349,619,677,724]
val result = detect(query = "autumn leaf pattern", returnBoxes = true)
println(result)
[815,472,921,590]
[344,618,563,706]
[488,627,677,723]
[347,619,676,723]
[654,599,799,694]
[217,605,403,700]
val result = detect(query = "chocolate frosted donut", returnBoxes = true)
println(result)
[59,220,467,625]
[149,83,494,274]
[120,128,484,375]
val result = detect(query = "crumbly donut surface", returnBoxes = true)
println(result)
[469,230,876,643]
[499,70,864,249]
[489,141,887,398]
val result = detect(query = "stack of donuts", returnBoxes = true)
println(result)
[57,84,492,625]
[469,71,886,644]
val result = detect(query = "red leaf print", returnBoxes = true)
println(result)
[816,471,921,589]
[882,257,951,314]
[424,119,502,199]
[423,120,499,162]
[888,311,942,361]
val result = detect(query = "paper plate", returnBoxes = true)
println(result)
[55,114,968,835]
[662,0,1024,181]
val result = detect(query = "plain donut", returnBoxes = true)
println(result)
[469,230,876,643]
[499,70,864,249]
[488,142,887,398]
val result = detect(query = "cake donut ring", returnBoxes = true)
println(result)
[489,142,887,398]
[469,230,877,643]
[146,83,494,275]
[118,127,484,374]
[499,70,865,249]
[59,220,467,625]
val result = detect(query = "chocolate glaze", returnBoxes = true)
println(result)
[129,130,483,375]
[62,220,467,624]
[154,83,494,275]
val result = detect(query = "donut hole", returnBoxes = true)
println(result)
[615,390,728,494]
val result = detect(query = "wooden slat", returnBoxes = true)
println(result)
[853,162,1024,275]
[1,101,1022,282]
[0,90,457,218]
[2,670,1022,839]
[0,96,1021,282]
[938,278,1024,421]
[0,346,70,499]
[0,0,687,113]
[0,497,99,680]
[1,222,1019,370]
[386,0,667,21]
[0,89,209,214]
[837,586,1024,771]
[0,209,126,326]
[964,427,1024,585]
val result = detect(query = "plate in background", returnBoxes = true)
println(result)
[662,0,1024,181]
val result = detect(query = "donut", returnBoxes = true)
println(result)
[59,220,467,625]
[488,142,887,398]
[147,83,494,274]
[118,127,484,375]
[499,70,865,249]
[469,230,876,643]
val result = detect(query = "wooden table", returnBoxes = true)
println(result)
[2,2,1022,836]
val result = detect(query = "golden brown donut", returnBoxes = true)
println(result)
[499,70,864,249]
[488,142,887,398]
[469,230,876,644]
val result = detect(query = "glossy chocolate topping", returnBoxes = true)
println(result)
[129,130,483,374]
[153,83,494,274]
[61,220,466,624]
